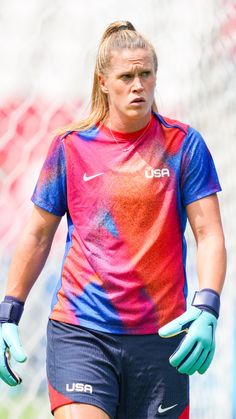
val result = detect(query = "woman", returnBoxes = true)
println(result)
[0,21,226,419]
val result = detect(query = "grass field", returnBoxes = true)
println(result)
[0,400,52,419]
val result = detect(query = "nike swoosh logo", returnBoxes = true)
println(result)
[157,403,178,414]
[83,172,104,182]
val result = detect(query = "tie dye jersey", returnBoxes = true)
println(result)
[31,113,221,334]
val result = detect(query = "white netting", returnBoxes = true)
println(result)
[0,0,235,418]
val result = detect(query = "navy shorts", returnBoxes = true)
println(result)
[46,320,189,418]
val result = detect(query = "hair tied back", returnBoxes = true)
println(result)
[101,21,136,42]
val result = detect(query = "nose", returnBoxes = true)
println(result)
[131,76,144,92]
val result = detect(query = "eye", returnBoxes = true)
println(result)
[120,73,133,81]
[140,71,151,78]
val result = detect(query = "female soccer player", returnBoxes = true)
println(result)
[0,21,226,419]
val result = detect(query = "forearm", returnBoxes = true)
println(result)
[4,205,62,301]
[196,233,226,294]
[5,231,53,301]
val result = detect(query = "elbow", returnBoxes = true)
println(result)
[195,225,226,247]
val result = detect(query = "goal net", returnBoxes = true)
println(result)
[0,1,235,418]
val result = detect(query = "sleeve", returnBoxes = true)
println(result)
[31,135,67,216]
[181,127,222,206]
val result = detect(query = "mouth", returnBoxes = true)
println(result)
[130,97,145,104]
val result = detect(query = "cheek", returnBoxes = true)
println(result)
[109,84,127,102]
[146,79,156,96]
[148,77,156,88]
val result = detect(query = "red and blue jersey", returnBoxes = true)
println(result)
[31,113,221,334]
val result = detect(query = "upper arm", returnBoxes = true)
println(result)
[186,194,225,243]
[25,205,62,242]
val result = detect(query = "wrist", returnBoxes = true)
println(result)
[0,296,24,325]
[191,288,220,319]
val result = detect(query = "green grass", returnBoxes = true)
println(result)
[0,406,8,419]
[0,401,52,419]
[19,405,40,419]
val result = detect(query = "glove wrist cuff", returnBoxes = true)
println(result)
[192,288,220,318]
[0,296,24,325]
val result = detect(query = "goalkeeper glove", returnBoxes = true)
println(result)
[158,288,220,375]
[0,296,27,386]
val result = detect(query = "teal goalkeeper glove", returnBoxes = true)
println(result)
[0,297,27,386]
[158,288,220,375]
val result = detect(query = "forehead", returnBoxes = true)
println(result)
[109,48,155,72]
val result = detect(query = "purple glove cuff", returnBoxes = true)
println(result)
[0,296,24,325]
[192,288,220,318]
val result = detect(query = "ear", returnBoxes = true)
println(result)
[98,73,108,94]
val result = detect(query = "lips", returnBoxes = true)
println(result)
[131,97,145,103]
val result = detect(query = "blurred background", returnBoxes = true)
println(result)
[0,0,235,418]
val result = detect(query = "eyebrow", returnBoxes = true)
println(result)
[118,68,152,76]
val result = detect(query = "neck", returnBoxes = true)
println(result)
[107,111,152,133]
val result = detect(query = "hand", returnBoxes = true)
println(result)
[158,306,217,375]
[0,323,27,386]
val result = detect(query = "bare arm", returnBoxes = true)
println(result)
[5,205,62,301]
[186,194,226,294]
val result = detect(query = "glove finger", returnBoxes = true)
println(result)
[2,324,27,363]
[187,348,209,375]
[0,329,15,385]
[0,349,21,386]
[158,307,201,338]
[176,342,204,375]
[0,327,6,351]
[158,317,186,338]
[198,345,215,374]
[170,335,197,368]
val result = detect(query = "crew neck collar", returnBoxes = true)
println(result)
[99,114,155,143]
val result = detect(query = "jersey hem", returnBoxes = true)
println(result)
[31,197,66,217]
[49,314,159,335]
[183,187,222,206]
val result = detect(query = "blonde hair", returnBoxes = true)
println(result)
[56,21,158,135]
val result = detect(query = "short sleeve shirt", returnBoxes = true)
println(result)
[31,113,221,334]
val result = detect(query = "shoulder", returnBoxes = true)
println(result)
[154,112,189,135]
[154,113,208,152]
[153,112,190,154]
[58,125,100,144]
[181,126,209,154]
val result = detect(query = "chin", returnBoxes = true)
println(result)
[125,108,150,120]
